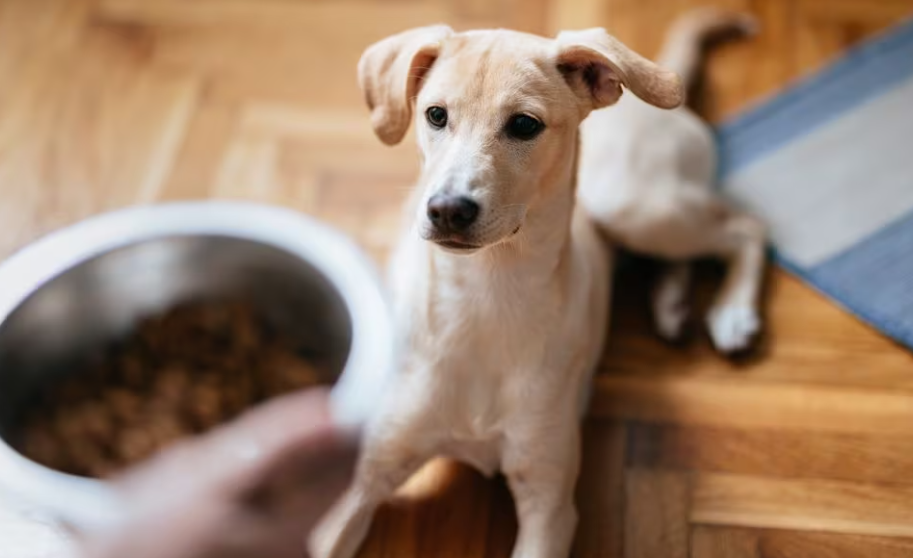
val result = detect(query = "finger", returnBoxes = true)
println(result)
[209,388,335,455]
[241,425,358,514]
[193,389,337,473]
[113,389,351,499]
[204,389,360,490]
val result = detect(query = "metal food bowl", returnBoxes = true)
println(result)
[0,201,393,531]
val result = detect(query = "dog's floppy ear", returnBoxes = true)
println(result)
[357,25,454,145]
[554,28,683,110]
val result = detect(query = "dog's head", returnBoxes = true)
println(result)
[358,26,682,254]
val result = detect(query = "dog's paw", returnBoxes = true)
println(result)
[653,264,691,342]
[707,304,760,353]
[655,300,689,342]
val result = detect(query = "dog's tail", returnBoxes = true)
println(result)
[656,8,758,91]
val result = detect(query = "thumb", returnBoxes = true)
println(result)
[203,388,359,498]
[239,423,357,518]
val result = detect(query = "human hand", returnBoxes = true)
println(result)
[78,389,357,558]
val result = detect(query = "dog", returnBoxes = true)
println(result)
[578,9,765,352]
[311,9,762,558]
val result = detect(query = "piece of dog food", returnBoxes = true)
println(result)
[13,300,324,478]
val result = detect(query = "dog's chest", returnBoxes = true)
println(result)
[389,227,609,467]
[400,271,554,424]
[398,252,547,354]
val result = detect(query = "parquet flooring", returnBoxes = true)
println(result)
[2,0,913,556]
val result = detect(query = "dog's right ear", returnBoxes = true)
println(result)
[555,28,683,111]
[357,25,453,146]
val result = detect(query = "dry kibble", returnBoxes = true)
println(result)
[119,354,146,389]
[14,300,326,478]
[281,356,319,392]
[61,435,111,477]
[220,372,253,417]
[54,408,87,441]
[281,358,320,389]
[115,425,158,464]
[188,381,223,430]
[21,427,61,467]
[104,388,141,423]
[153,366,189,404]
[74,402,114,443]
[86,459,119,479]
[57,376,89,403]
[146,415,185,447]
[233,312,260,351]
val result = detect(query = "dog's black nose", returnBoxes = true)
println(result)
[427,195,479,233]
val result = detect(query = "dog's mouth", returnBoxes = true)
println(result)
[428,224,522,252]
[434,238,481,251]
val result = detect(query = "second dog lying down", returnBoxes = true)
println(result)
[579,10,765,352]
[312,9,765,558]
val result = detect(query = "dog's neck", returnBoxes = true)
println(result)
[425,138,579,291]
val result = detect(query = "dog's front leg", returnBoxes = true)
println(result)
[504,425,581,558]
[309,421,433,558]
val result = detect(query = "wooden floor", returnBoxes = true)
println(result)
[3,0,913,557]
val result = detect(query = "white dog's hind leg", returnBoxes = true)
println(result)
[653,261,692,341]
[587,186,766,352]
[706,211,766,353]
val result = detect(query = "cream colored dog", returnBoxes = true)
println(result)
[579,10,765,351]
[311,9,762,558]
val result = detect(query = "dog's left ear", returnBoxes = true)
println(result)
[555,28,683,110]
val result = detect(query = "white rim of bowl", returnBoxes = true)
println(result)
[0,201,393,530]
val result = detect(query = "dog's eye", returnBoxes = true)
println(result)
[506,114,544,140]
[426,106,448,129]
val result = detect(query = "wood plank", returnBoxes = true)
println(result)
[547,0,607,35]
[691,473,913,538]
[602,0,682,58]
[627,423,913,485]
[573,421,626,558]
[794,16,856,75]
[591,375,913,435]
[359,459,516,558]
[0,29,199,257]
[693,526,913,558]
[624,470,691,558]
[98,0,445,32]
[690,526,759,558]
[798,0,913,24]
[0,0,89,77]
[446,0,550,32]
[759,529,913,558]
[602,265,913,391]
[159,98,240,201]
[96,0,451,108]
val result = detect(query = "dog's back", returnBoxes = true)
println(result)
[578,9,756,219]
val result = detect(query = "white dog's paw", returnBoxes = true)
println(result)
[655,300,689,341]
[653,263,691,342]
[707,304,760,353]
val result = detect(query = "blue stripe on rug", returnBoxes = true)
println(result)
[717,17,913,177]
[807,209,913,347]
